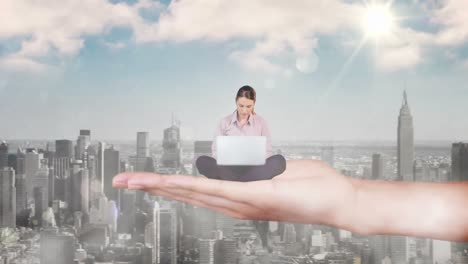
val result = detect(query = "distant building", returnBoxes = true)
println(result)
[397,91,414,182]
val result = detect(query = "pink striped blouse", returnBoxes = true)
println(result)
[211,110,273,159]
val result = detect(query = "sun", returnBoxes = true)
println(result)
[362,3,395,39]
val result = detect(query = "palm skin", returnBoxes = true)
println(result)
[113,160,356,228]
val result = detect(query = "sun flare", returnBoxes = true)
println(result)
[362,3,395,39]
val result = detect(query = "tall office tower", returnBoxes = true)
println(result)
[193,141,213,176]
[137,132,150,158]
[75,129,91,160]
[451,143,468,255]
[97,141,105,193]
[372,153,384,180]
[15,174,27,213]
[216,239,238,264]
[160,205,178,264]
[86,145,97,176]
[0,168,16,228]
[397,91,414,182]
[161,124,182,170]
[198,239,216,264]
[55,139,74,159]
[69,162,89,214]
[53,157,70,182]
[132,132,150,172]
[0,141,8,169]
[33,186,45,226]
[144,156,156,172]
[321,146,334,168]
[118,189,136,233]
[413,159,429,182]
[147,201,161,264]
[25,149,42,197]
[48,167,55,205]
[451,142,468,182]
[32,165,49,214]
[40,229,76,264]
[16,149,25,175]
[104,145,120,202]
[8,153,17,172]
[283,223,297,243]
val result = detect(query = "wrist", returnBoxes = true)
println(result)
[331,176,365,235]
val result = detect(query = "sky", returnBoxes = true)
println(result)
[0,0,468,142]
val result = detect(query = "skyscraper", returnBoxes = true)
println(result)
[371,153,384,180]
[69,161,89,214]
[161,125,182,171]
[152,201,161,264]
[133,132,150,172]
[451,142,468,182]
[0,141,8,169]
[15,173,27,213]
[55,139,74,159]
[33,186,45,226]
[32,166,50,214]
[218,239,238,264]
[397,91,414,182]
[97,141,105,193]
[104,145,120,202]
[137,131,150,158]
[160,205,178,264]
[0,167,16,228]
[198,239,216,264]
[75,129,91,160]
[25,150,42,196]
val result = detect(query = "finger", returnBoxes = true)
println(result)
[113,172,157,188]
[112,172,169,188]
[149,188,247,220]
[144,186,269,220]
[126,173,271,205]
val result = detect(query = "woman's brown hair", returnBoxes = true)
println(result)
[235,85,256,114]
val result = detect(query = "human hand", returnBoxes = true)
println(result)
[112,160,356,227]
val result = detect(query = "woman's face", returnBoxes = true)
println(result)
[236,97,255,119]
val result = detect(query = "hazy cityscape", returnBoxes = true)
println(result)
[1,92,467,264]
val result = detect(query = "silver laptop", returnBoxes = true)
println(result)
[216,136,266,166]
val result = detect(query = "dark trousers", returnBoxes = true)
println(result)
[195,154,286,182]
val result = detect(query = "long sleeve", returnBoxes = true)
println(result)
[261,119,273,157]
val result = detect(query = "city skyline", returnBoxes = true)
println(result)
[1,1,468,264]
[1,1,468,141]
[0,98,465,264]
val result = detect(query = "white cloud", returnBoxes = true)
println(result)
[132,0,362,73]
[376,44,422,72]
[0,55,50,73]
[2,0,468,74]
[0,0,155,72]
[432,0,468,46]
